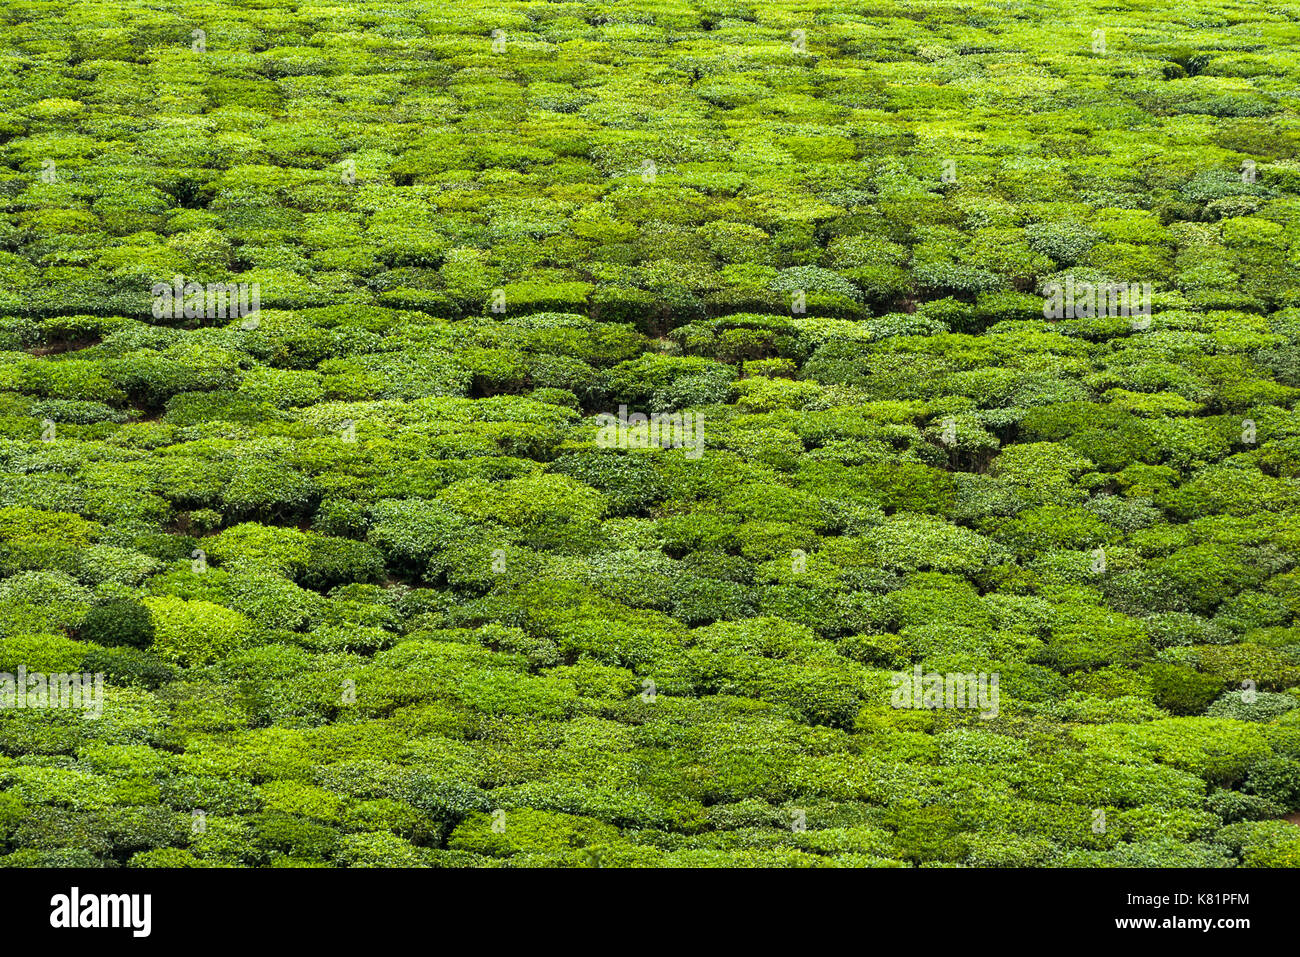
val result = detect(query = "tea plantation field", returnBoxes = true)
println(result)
[0,0,1297,868]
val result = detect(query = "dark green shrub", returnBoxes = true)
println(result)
[78,599,155,648]
[1146,663,1226,716]
[1244,759,1300,812]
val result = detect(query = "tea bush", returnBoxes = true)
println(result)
[0,0,1297,871]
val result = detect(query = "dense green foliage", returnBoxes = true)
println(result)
[0,0,1298,867]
